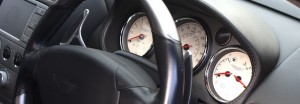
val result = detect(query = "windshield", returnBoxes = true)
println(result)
[252,0,300,20]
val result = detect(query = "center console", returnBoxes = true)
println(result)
[0,0,48,103]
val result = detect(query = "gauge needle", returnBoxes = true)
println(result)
[234,75,247,88]
[214,71,232,76]
[128,34,145,41]
[182,44,192,50]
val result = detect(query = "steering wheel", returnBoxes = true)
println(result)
[14,0,189,104]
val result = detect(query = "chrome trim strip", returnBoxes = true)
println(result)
[15,93,26,104]
[60,9,89,47]
[142,0,180,41]
[26,0,49,9]
[0,69,8,86]
[0,29,20,41]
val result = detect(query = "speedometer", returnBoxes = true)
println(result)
[205,47,253,103]
[120,13,153,56]
[176,18,207,69]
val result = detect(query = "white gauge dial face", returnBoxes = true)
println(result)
[212,51,252,101]
[177,21,207,68]
[125,16,153,56]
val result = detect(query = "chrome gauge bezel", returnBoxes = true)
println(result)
[175,18,208,70]
[120,12,153,57]
[205,47,253,103]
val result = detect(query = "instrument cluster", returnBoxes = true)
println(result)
[120,13,208,70]
[118,12,255,103]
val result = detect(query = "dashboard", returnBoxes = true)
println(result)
[0,0,300,104]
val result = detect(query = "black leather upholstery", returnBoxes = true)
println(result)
[18,45,158,104]
[114,50,160,85]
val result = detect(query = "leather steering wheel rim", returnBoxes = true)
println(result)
[14,0,186,104]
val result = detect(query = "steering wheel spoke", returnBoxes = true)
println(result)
[60,9,89,47]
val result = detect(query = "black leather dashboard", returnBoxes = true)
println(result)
[0,0,300,104]
[92,0,280,103]
[237,1,300,103]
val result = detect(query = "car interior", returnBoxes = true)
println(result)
[0,0,300,104]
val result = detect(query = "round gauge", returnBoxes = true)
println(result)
[176,18,207,69]
[205,47,253,103]
[120,13,153,56]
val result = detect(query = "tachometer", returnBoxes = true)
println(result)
[205,47,253,103]
[120,13,153,56]
[176,18,207,69]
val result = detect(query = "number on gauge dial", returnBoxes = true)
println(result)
[121,13,153,56]
[206,48,253,102]
[177,18,207,69]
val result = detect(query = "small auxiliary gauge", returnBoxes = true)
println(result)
[176,18,208,69]
[205,47,253,103]
[120,13,153,56]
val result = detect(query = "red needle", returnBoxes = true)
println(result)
[128,34,144,41]
[214,71,232,76]
[182,44,192,48]
[234,75,247,88]
[182,44,192,50]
